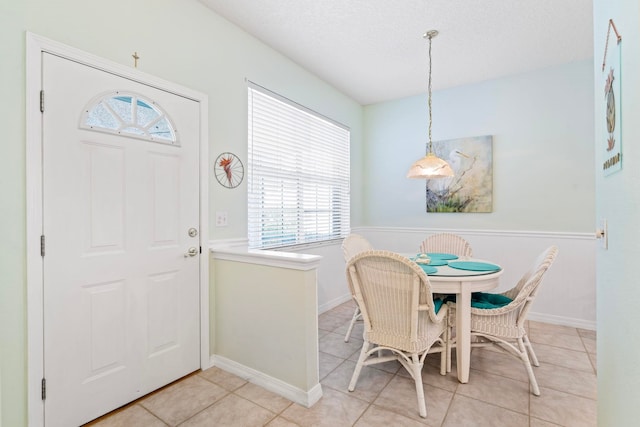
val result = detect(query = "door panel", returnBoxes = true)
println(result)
[150,152,180,246]
[42,52,200,427]
[83,280,126,378]
[83,142,126,253]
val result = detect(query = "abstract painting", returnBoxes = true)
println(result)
[426,135,493,212]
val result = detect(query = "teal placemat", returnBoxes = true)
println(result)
[448,261,501,272]
[426,252,459,260]
[419,265,438,274]
[411,257,448,266]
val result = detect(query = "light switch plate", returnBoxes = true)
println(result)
[596,218,608,249]
[216,211,228,227]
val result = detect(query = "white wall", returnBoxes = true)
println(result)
[299,227,595,329]
[593,1,640,424]
[363,60,595,232]
[361,227,596,328]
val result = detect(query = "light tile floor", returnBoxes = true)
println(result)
[87,300,597,426]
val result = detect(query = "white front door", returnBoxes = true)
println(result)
[42,53,201,427]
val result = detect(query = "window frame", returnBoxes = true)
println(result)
[247,82,351,250]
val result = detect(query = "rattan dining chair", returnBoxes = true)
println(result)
[346,250,448,418]
[341,233,374,342]
[420,232,472,366]
[448,246,559,395]
[419,232,473,257]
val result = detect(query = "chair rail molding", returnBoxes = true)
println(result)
[354,226,595,240]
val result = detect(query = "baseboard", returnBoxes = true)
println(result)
[210,355,323,408]
[528,311,596,330]
[318,293,352,314]
[317,298,596,330]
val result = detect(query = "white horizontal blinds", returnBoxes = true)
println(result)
[247,83,350,249]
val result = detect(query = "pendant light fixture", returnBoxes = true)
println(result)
[406,30,454,179]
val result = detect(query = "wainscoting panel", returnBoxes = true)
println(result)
[290,227,596,330]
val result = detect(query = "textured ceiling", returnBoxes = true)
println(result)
[200,0,593,105]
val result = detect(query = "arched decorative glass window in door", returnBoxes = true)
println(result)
[80,91,179,145]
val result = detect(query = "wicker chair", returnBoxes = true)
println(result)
[346,250,448,418]
[420,233,472,366]
[419,233,473,257]
[341,234,374,342]
[448,246,558,395]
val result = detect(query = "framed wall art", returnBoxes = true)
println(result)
[426,135,493,213]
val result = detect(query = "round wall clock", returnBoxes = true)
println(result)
[214,152,244,189]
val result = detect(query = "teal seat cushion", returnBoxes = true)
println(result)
[471,292,512,309]
[433,297,444,314]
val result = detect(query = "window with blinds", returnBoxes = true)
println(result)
[247,83,350,249]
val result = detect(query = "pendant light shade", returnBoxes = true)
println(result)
[407,30,454,179]
[407,152,455,178]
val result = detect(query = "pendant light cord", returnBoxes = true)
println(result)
[406,30,454,179]
[427,34,433,153]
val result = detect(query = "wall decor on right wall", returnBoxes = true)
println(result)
[426,135,493,213]
[601,18,622,176]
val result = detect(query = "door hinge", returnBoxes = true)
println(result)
[40,90,44,113]
[41,378,46,400]
[41,235,45,257]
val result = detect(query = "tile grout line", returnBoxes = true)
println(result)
[196,372,299,425]
[87,302,596,426]
[174,389,233,426]
[138,404,170,426]
[333,306,595,426]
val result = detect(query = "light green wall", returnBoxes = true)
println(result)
[363,60,595,232]
[212,259,318,391]
[0,2,28,427]
[593,1,640,424]
[0,1,363,425]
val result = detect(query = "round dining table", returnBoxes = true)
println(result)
[408,255,503,383]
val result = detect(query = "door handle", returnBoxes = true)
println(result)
[184,247,198,257]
